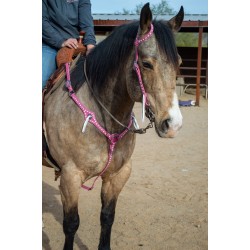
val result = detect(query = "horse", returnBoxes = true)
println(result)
[43,3,184,250]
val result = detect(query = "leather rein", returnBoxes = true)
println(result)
[83,58,154,135]
[82,23,155,134]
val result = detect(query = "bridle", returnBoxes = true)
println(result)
[64,24,155,190]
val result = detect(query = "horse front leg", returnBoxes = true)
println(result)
[98,161,132,250]
[59,164,82,250]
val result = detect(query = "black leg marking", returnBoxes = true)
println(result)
[98,198,117,250]
[63,207,80,250]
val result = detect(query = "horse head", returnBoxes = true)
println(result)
[126,3,184,138]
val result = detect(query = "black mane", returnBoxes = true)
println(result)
[85,20,179,92]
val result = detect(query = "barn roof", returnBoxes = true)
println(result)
[92,13,208,21]
[92,14,208,33]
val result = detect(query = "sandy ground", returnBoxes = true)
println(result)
[42,93,208,250]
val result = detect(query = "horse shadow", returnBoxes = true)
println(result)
[42,181,89,250]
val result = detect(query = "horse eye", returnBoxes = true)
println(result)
[142,61,153,70]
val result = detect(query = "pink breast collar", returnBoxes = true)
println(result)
[65,63,133,190]
[64,24,154,190]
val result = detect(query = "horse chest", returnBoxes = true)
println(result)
[77,132,136,178]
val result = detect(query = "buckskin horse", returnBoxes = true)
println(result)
[43,3,184,250]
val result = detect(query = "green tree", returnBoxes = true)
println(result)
[174,33,208,48]
[121,8,131,14]
[122,0,174,15]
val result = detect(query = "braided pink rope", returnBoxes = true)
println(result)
[65,63,132,190]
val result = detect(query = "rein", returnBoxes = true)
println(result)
[83,60,154,134]
[64,24,155,190]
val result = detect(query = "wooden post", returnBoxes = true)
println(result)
[196,26,203,106]
[205,60,208,99]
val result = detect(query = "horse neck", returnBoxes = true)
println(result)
[102,79,134,132]
[94,71,134,133]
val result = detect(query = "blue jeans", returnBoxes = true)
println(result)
[42,44,58,89]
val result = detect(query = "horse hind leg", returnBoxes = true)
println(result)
[59,163,83,250]
[98,161,132,250]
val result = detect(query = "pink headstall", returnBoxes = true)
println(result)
[133,23,154,121]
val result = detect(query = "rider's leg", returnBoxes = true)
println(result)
[42,44,58,89]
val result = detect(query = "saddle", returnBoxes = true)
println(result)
[42,31,87,178]
[43,31,86,96]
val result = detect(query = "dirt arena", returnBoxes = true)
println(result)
[42,93,208,250]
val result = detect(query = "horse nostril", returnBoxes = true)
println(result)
[161,118,171,133]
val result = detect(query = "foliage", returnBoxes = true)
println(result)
[121,0,174,15]
[175,33,208,47]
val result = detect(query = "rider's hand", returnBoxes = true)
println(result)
[61,38,78,49]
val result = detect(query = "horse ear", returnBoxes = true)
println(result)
[139,3,152,35]
[168,6,184,32]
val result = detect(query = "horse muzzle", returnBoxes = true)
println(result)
[155,118,182,138]
[156,92,183,138]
